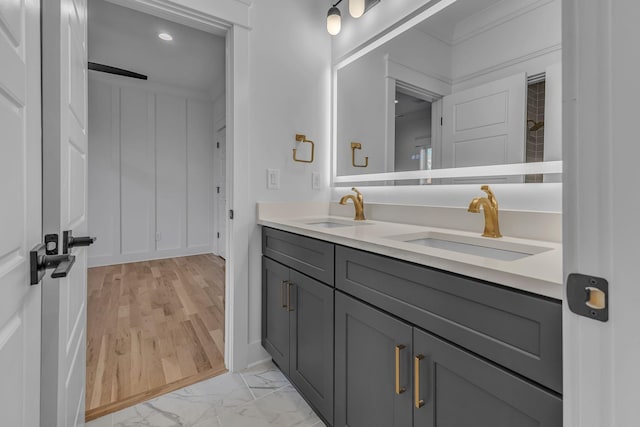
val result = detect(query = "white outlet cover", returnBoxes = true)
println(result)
[267,168,280,189]
[312,172,321,190]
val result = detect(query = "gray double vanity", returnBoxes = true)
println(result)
[260,209,562,427]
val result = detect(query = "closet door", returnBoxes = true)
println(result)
[335,292,412,427]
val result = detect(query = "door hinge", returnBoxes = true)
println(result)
[217,186,220,194]
[217,142,220,149]
[440,117,443,126]
[229,209,234,220]
[217,232,220,238]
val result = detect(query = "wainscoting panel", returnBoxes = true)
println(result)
[88,76,216,267]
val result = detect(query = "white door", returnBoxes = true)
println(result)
[216,127,227,259]
[0,0,42,426]
[563,1,640,426]
[441,73,526,183]
[41,0,89,426]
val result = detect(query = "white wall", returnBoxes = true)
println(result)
[88,75,217,266]
[451,0,561,90]
[246,0,332,362]
[89,0,226,97]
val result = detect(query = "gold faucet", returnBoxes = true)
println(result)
[468,185,502,238]
[340,187,366,221]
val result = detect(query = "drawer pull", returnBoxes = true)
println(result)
[287,282,295,312]
[395,345,406,395]
[414,354,425,409]
[281,281,288,308]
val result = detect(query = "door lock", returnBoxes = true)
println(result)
[63,230,96,254]
[30,243,76,285]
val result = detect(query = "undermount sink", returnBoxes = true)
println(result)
[385,231,553,261]
[301,218,372,229]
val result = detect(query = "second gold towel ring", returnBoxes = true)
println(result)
[351,142,368,168]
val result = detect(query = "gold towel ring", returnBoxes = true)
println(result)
[351,142,368,168]
[293,134,315,163]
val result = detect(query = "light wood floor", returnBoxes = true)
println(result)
[85,254,226,421]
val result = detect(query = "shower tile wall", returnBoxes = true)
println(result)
[526,81,545,183]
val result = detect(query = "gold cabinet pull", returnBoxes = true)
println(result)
[287,282,294,312]
[414,354,425,408]
[280,280,288,308]
[395,345,406,395]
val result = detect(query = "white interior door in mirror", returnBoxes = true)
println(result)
[441,72,526,183]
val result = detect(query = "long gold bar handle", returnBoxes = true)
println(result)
[395,345,406,395]
[287,282,294,312]
[414,354,425,409]
[280,281,288,308]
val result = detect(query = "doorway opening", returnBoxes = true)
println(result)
[84,0,228,420]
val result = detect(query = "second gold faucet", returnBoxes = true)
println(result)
[340,187,365,221]
[468,185,502,238]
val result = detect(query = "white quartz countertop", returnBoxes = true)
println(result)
[258,210,563,301]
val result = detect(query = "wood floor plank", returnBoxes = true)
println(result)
[85,254,226,420]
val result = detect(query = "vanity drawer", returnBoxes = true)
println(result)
[262,227,335,285]
[335,245,562,393]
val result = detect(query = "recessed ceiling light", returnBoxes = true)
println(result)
[158,32,173,41]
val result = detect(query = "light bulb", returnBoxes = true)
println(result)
[327,7,341,35]
[349,0,365,18]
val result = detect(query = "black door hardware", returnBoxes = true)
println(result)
[30,243,76,285]
[63,230,96,254]
[45,233,58,255]
[567,273,609,322]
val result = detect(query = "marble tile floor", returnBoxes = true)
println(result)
[87,361,327,427]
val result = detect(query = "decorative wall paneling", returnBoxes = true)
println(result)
[88,76,217,267]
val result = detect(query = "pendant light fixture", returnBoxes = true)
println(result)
[327,5,342,35]
[349,0,365,18]
[327,0,379,35]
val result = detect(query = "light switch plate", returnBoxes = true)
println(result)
[312,172,321,190]
[267,168,280,189]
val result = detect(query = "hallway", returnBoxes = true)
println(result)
[85,255,226,420]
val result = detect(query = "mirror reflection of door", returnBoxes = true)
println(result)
[393,83,442,185]
[441,72,527,184]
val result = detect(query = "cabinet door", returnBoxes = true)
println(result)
[335,292,412,427]
[289,270,334,424]
[262,257,290,375]
[413,328,562,427]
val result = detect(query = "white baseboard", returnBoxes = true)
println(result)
[246,340,270,369]
[88,246,218,268]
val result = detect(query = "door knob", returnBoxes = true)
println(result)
[30,243,76,285]
[63,230,96,254]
